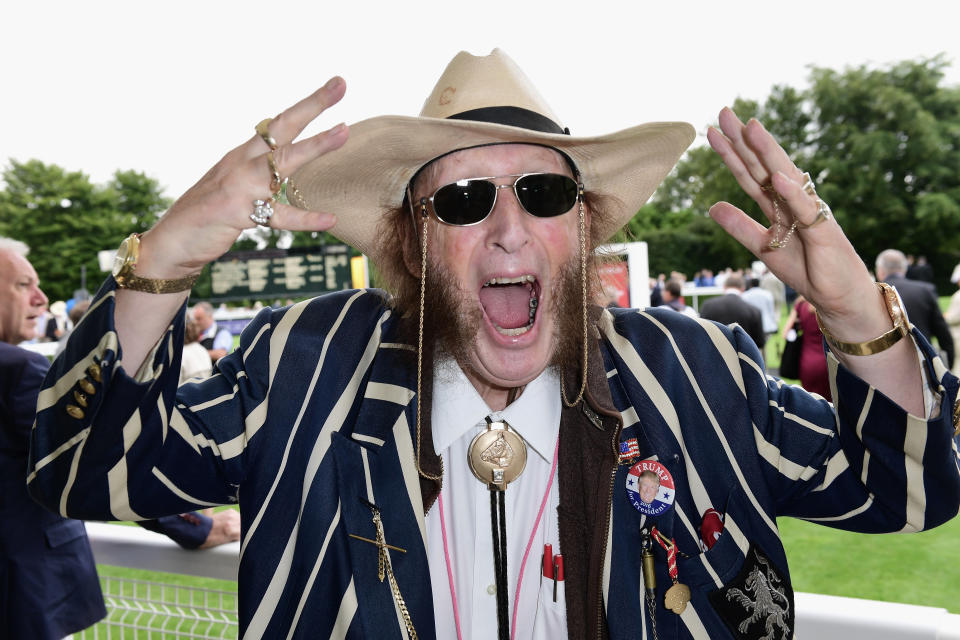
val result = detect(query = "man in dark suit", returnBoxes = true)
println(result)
[877,249,954,369]
[0,237,106,638]
[699,273,767,349]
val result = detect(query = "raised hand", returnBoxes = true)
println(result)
[136,77,350,279]
[113,77,349,373]
[707,107,923,413]
[706,107,877,321]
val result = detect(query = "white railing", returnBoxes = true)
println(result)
[82,523,960,638]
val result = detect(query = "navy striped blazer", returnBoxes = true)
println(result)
[28,282,960,639]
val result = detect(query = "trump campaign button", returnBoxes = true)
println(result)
[626,459,675,517]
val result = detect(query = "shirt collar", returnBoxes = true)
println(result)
[431,358,560,462]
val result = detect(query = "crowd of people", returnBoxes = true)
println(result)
[4,48,960,639]
[649,250,956,405]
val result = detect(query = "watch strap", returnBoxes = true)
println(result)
[816,282,909,356]
[114,271,200,294]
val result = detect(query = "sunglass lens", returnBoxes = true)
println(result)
[516,174,579,217]
[433,179,497,225]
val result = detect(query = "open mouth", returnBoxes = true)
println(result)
[478,274,540,337]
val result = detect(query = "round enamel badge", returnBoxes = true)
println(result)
[625,459,675,516]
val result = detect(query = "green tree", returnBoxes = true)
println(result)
[643,56,960,289]
[0,160,171,301]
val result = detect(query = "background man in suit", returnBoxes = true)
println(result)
[0,237,106,639]
[0,239,239,638]
[699,273,767,349]
[876,249,954,369]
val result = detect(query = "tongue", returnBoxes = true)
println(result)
[479,284,532,329]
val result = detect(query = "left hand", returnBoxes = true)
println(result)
[708,108,924,415]
[706,107,878,326]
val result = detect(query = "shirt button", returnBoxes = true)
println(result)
[487,584,496,596]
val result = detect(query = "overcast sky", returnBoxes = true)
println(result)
[3,0,959,200]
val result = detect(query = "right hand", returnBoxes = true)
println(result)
[137,76,350,278]
[199,508,241,549]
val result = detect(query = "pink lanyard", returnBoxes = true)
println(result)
[438,436,560,640]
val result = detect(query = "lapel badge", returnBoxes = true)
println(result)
[625,459,675,517]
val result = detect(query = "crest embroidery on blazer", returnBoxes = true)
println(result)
[708,544,793,640]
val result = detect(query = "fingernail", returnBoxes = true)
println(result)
[329,123,347,135]
[324,76,343,91]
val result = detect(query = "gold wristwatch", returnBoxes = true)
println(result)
[112,233,200,294]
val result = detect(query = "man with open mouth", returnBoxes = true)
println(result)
[29,50,960,639]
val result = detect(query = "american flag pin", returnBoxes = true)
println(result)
[619,437,640,462]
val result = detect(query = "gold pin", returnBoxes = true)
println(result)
[66,405,85,419]
[87,362,102,382]
[73,391,88,408]
[78,379,96,395]
[348,534,407,553]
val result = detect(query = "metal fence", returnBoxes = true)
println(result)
[80,523,240,639]
[79,575,238,639]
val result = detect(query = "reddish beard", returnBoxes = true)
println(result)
[421,257,585,387]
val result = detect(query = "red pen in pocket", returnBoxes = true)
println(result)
[553,554,564,602]
[542,543,554,579]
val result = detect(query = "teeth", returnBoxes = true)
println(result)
[483,274,536,286]
[494,324,533,337]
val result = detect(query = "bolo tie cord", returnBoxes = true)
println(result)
[492,386,518,640]
[489,486,509,640]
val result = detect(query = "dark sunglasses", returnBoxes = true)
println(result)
[411,172,582,226]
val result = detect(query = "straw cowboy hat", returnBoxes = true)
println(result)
[289,49,696,262]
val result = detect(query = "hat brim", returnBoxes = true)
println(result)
[289,115,696,264]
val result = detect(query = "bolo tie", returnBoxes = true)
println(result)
[467,415,528,640]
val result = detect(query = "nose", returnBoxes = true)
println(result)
[485,183,531,254]
[32,285,48,308]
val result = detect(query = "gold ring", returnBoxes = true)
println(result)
[796,199,833,229]
[266,151,283,195]
[256,118,278,151]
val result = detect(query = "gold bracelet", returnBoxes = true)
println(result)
[816,282,909,356]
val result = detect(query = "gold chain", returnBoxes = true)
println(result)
[372,510,419,639]
[415,203,443,481]
[763,185,797,249]
[561,195,588,407]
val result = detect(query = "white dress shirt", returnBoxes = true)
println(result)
[426,359,567,640]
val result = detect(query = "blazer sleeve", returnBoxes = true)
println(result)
[137,511,213,549]
[27,277,272,521]
[746,325,960,532]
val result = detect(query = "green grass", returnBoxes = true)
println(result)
[96,563,237,592]
[779,514,960,612]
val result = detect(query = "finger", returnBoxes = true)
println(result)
[249,201,338,233]
[707,126,776,219]
[708,201,775,258]
[770,170,829,236]
[716,107,770,186]
[244,76,347,156]
[274,122,350,181]
[243,123,349,205]
[741,119,804,184]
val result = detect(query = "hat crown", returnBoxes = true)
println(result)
[420,49,563,127]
